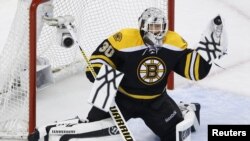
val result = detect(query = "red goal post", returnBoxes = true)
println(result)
[167,0,175,90]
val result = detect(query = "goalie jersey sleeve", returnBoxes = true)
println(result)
[173,49,212,81]
[163,31,212,80]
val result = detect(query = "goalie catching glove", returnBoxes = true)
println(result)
[196,15,228,64]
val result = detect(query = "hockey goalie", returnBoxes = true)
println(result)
[29,7,227,141]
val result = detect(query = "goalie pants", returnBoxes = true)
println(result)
[87,91,184,141]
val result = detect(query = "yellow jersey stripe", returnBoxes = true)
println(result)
[90,55,116,68]
[194,54,201,80]
[86,64,102,71]
[185,53,192,79]
[118,87,161,100]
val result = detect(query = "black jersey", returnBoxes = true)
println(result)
[86,28,211,100]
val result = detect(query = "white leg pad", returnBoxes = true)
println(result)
[36,117,81,139]
[49,118,120,141]
[176,109,197,141]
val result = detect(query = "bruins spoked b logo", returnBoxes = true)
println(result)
[137,57,166,85]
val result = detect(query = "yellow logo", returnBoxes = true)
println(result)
[113,32,122,42]
[137,57,166,85]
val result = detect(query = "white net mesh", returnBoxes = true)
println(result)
[38,0,168,73]
[0,0,168,139]
[0,0,31,139]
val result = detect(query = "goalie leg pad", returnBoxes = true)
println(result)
[49,118,120,141]
[176,102,201,141]
[176,110,195,141]
[190,103,201,132]
[29,116,83,141]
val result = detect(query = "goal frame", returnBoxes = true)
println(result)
[29,0,175,134]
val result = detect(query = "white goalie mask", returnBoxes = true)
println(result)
[138,7,168,49]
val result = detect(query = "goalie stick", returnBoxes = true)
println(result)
[45,15,136,141]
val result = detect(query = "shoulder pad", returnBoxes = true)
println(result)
[162,31,188,51]
[108,28,144,50]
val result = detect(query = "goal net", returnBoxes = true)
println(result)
[0,0,173,139]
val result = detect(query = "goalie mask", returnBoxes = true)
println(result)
[138,7,168,52]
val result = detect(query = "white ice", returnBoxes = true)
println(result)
[0,0,250,141]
